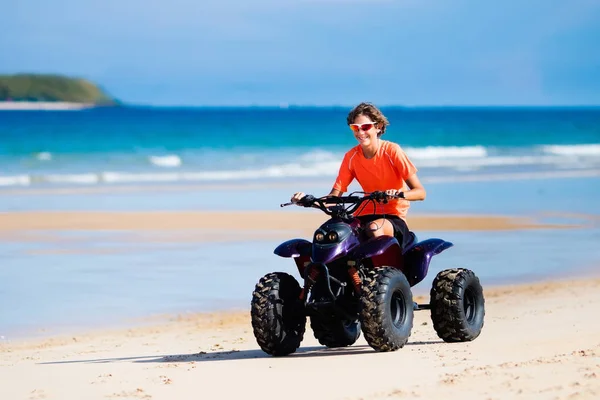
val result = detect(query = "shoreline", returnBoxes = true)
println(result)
[4,273,599,345]
[2,275,596,340]
[4,264,599,344]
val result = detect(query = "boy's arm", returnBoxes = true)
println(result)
[403,173,426,201]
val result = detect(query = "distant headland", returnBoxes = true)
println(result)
[0,74,119,110]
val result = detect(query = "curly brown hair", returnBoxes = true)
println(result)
[346,102,390,137]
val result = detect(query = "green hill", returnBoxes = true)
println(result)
[0,74,119,105]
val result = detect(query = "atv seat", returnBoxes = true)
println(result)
[401,231,418,254]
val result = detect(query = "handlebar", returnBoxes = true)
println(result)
[280,195,358,208]
[281,191,404,219]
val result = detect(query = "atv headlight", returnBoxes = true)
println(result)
[327,231,338,242]
[315,232,325,242]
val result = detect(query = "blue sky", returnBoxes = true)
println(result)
[2,0,600,106]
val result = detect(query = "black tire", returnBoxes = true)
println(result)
[359,267,414,352]
[430,268,485,342]
[310,316,361,348]
[250,272,306,356]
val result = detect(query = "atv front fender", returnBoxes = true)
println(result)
[274,239,312,278]
[274,239,312,258]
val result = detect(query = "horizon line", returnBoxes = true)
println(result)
[2,100,600,110]
[116,103,600,109]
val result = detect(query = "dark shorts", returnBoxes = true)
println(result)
[357,214,415,251]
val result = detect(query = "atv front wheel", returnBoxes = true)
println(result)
[430,268,485,342]
[360,267,414,352]
[310,316,361,348]
[251,272,306,356]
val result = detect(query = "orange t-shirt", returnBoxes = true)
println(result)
[333,140,417,220]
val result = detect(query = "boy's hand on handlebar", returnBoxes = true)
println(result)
[385,189,405,198]
[369,190,405,203]
[290,192,306,204]
[290,192,316,207]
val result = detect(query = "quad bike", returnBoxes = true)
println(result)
[250,192,485,356]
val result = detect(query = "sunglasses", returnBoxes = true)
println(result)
[349,123,376,133]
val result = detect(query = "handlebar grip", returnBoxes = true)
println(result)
[298,194,316,207]
[368,191,404,203]
[369,191,386,200]
[280,202,294,207]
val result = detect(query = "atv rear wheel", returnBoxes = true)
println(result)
[310,316,360,348]
[360,266,414,352]
[430,268,485,342]
[251,272,306,356]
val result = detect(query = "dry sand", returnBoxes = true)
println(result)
[1,278,599,400]
[0,211,576,248]
[0,210,576,235]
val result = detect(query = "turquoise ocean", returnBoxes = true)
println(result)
[1,107,600,187]
[1,106,600,339]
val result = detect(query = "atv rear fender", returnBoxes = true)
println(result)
[403,238,453,286]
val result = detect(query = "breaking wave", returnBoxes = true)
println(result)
[148,155,182,168]
[2,144,599,187]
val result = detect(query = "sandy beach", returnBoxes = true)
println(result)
[1,199,599,400]
[0,210,580,250]
[0,101,95,111]
[0,210,577,234]
[1,277,598,400]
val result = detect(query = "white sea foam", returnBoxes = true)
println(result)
[149,155,182,168]
[404,146,488,159]
[103,162,341,184]
[403,145,600,169]
[423,168,600,183]
[42,174,100,185]
[36,152,53,161]
[102,172,181,183]
[416,155,573,169]
[541,144,600,156]
[298,149,339,163]
[3,168,600,189]
[294,146,489,165]
[0,175,31,186]
[3,144,600,187]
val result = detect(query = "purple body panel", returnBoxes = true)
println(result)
[348,236,401,260]
[311,234,360,264]
[273,217,453,288]
[403,239,454,286]
[274,239,312,258]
